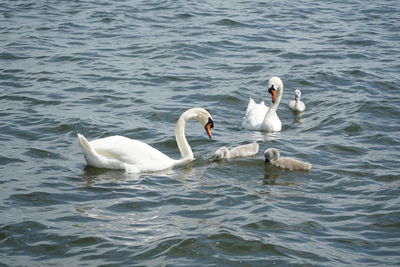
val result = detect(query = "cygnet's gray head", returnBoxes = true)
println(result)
[294,89,301,101]
[214,147,230,159]
[264,148,280,164]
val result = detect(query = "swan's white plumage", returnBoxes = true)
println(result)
[213,147,229,160]
[288,89,305,112]
[264,148,311,171]
[241,98,269,130]
[78,134,177,172]
[77,108,213,173]
[241,77,283,132]
[214,142,259,159]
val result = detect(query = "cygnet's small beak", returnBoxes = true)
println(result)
[265,158,270,165]
[204,117,214,139]
[268,86,277,103]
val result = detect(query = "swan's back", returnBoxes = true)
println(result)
[79,135,177,172]
[242,100,269,130]
[273,157,311,171]
[229,143,259,158]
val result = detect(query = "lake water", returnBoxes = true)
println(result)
[1,0,399,266]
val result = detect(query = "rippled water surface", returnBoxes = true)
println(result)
[1,0,400,266]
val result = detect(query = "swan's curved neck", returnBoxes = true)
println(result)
[175,113,194,160]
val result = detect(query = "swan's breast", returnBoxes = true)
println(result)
[261,111,282,132]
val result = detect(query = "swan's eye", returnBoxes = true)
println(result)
[268,85,275,94]
[268,87,277,103]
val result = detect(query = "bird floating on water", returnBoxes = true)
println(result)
[77,108,214,173]
[213,142,259,159]
[264,148,311,171]
[241,77,283,132]
[288,89,305,112]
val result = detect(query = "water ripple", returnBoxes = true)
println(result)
[1,0,399,266]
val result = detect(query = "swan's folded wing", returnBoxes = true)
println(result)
[275,157,311,171]
[241,102,269,130]
[90,136,176,172]
[77,134,127,170]
[245,97,256,116]
[229,143,259,158]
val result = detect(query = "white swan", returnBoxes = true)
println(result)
[213,142,259,159]
[264,148,311,171]
[77,108,214,173]
[288,89,305,112]
[241,77,283,132]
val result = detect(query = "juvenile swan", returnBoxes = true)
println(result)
[214,143,259,159]
[288,89,305,112]
[77,108,214,173]
[241,77,283,132]
[264,148,311,171]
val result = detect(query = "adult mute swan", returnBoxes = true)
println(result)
[288,89,305,112]
[213,142,259,159]
[241,77,283,132]
[264,148,311,171]
[77,108,214,173]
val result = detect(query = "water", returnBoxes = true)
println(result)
[1,0,399,266]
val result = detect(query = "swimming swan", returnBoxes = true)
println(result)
[214,142,259,159]
[77,108,214,173]
[288,89,305,112]
[264,148,311,171]
[241,77,283,132]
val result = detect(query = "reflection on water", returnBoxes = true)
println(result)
[80,166,138,185]
[263,165,282,181]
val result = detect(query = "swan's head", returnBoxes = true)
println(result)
[214,147,229,159]
[264,148,280,164]
[268,77,283,103]
[184,108,214,139]
[205,117,214,139]
[294,89,301,101]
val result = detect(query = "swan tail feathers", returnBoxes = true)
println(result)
[77,133,95,157]
[77,133,104,168]
[245,97,256,116]
[77,133,131,171]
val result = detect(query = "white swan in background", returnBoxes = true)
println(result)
[241,77,283,132]
[288,89,305,112]
[264,148,311,171]
[77,108,214,173]
[213,142,259,159]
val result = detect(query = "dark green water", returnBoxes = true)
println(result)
[1,0,399,266]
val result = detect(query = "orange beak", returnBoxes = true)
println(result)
[269,86,277,103]
[204,118,214,139]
